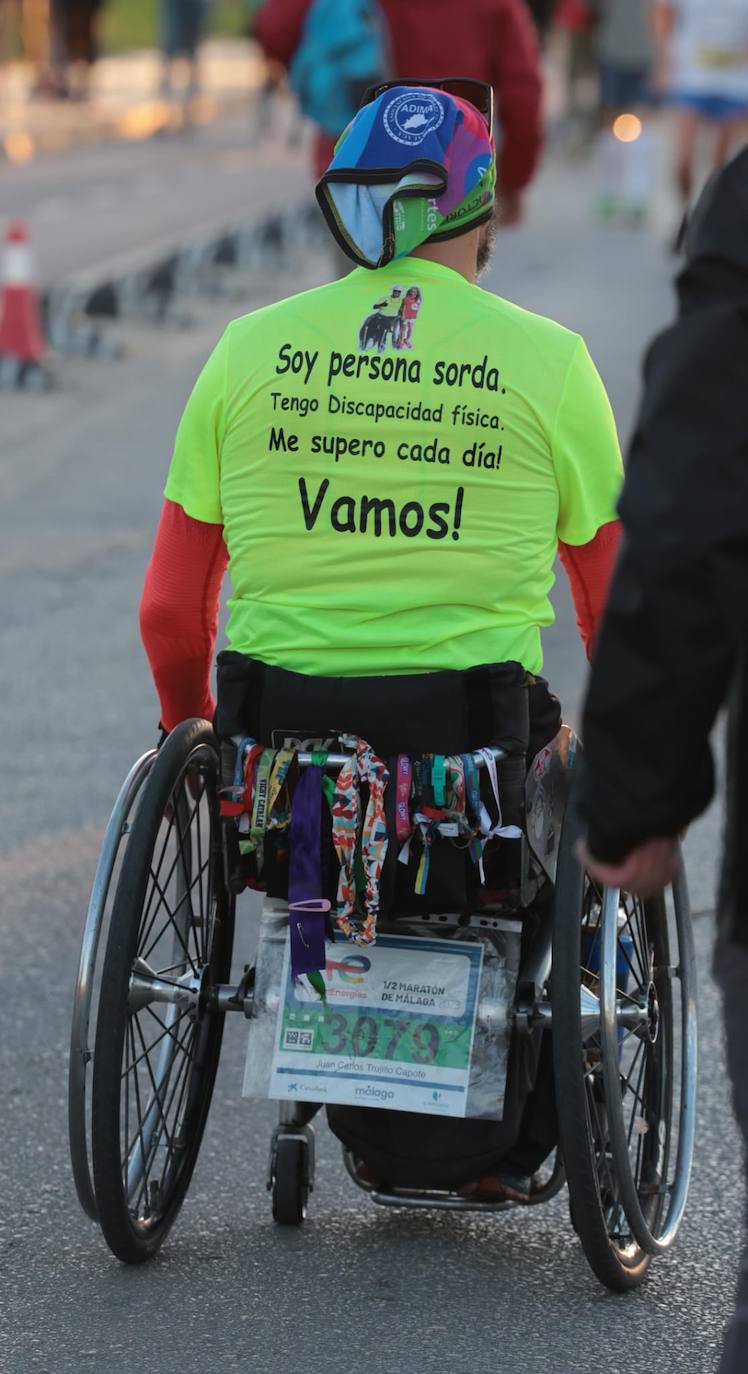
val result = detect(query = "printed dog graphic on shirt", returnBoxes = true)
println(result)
[358,285,423,353]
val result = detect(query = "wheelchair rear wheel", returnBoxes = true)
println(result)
[552,803,696,1292]
[91,720,235,1264]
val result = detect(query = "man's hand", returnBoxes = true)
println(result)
[576,836,679,898]
[496,189,524,228]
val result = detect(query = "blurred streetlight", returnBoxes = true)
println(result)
[4,130,36,164]
[613,113,644,143]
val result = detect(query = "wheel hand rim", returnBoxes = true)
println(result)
[68,749,157,1222]
[599,862,698,1254]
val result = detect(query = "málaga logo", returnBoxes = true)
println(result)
[383,91,445,146]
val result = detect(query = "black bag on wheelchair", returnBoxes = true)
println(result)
[326,936,552,1190]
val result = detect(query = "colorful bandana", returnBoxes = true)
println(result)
[316,87,496,268]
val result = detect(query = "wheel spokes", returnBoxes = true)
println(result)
[139,858,211,973]
[137,780,215,987]
[137,798,199,961]
[123,1009,198,1220]
[119,767,220,1229]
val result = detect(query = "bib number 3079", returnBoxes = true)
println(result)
[320,1011,440,1063]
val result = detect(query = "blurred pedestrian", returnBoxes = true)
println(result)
[254,0,543,229]
[20,0,62,97]
[525,0,559,43]
[576,149,748,1373]
[246,0,292,142]
[53,0,104,99]
[653,0,748,218]
[594,0,655,224]
[556,0,600,145]
[0,0,10,66]
[598,0,653,125]
[161,0,211,106]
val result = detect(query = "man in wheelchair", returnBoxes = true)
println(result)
[140,80,624,1203]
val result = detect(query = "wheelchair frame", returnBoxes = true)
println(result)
[69,719,698,1290]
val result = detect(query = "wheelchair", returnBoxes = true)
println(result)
[68,716,697,1292]
[358,311,403,353]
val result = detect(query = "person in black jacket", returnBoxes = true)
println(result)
[578,147,748,1374]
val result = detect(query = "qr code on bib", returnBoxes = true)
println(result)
[283,1028,314,1051]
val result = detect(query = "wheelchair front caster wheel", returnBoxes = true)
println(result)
[271,1133,312,1226]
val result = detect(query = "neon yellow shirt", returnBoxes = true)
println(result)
[164,258,623,677]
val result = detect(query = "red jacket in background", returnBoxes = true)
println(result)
[255,0,543,192]
[556,0,596,32]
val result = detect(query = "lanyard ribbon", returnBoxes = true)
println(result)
[476,747,523,841]
[410,753,473,893]
[288,765,330,982]
[395,754,413,845]
[245,748,275,862]
[219,735,255,818]
[332,737,389,946]
[461,753,481,827]
[266,748,295,827]
[431,754,446,808]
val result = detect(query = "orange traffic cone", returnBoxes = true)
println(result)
[0,221,46,365]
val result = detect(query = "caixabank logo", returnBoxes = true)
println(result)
[383,91,445,146]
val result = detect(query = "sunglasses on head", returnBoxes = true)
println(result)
[360,77,494,136]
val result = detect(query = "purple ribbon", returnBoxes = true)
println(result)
[288,766,330,978]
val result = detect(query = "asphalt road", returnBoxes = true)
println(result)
[0,142,737,1374]
[0,101,308,286]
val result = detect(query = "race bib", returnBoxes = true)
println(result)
[263,934,482,1118]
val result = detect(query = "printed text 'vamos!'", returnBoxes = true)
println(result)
[299,478,465,542]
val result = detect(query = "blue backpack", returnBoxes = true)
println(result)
[289,0,389,137]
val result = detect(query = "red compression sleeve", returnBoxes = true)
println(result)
[140,500,228,732]
[558,520,623,661]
